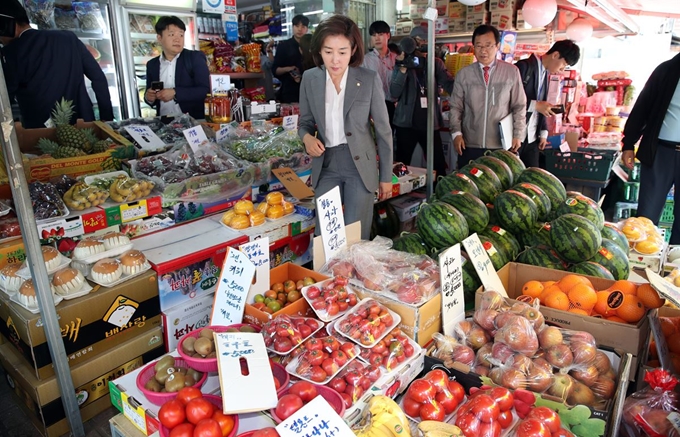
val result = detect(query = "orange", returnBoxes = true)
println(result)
[568,307,590,316]
[593,290,617,317]
[607,280,638,296]
[521,280,545,299]
[649,340,658,358]
[544,290,571,311]
[616,294,646,323]
[557,274,592,293]
[637,284,665,309]
[567,283,598,311]
[669,335,680,355]
[606,316,627,323]
[539,285,563,305]
[660,317,677,338]
[541,280,557,288]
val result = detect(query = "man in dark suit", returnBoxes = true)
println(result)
[0,0,113,128]
[272,15,308,103]
[515,40,580,168]
[144,16,209,120]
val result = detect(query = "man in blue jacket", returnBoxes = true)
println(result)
[144,16,209,120]
[0,0,113,128]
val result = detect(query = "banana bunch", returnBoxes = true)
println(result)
[109,175,154,203]
[416,421,463,437]
[63,181,109,210]
[354,396,412,437]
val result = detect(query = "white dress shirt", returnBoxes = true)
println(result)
[324,68,349,148]
[159,52,184,116]
[527,56,548,143]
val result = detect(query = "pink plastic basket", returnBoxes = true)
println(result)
[271,361,290,396]
[136,357,208,406]
[159,395,239,437]
[270,385,345,423]
[177,324,261,372]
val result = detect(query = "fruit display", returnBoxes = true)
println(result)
[256,191,295,220]
[453,386,517,436]
[62,181,109,210]
[87,173,155,203]
[401,369,465,422]
[252,275,315,314]
[262,315,322,355]
[273,381,340,421]
[431,332,477,368]
[157,390,236,437]
[352,395,412,437]
[326,360,382,408]
[223,126,305,163]
[335,298,401,347]
[417,420,464,437]
[139,356,205,395]
[302,276,359,322]
[416,201,469,250]
[221,200,265,229]
[285,334,359,384]
[647,314,680,369]
[109,114,194,149]
[29,181,69,220]
[357,327,419,372]
[513,405,573,437]
[438,191,489,234]
[392,232,429,256]
[180,327,220,359]
[618,217,665,255]
[460,163,503,204]
[622,368,680,437]
[322,237,440,304]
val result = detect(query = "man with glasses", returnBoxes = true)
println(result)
[362,21,397,125]
[515,40,580,168]
[450,25,526,167]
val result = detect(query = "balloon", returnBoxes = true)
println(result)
[566,18,593,42]
[522,0,558,28]
[457,0,486,5]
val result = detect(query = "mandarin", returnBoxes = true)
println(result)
[637,283,665,309]
[567,283,598,311]
[539,285,563,305]
[521,280,544,299]
[558,274,592,293]
[616,294,646,323]
[607,280,638,296]
[544,290,570,311]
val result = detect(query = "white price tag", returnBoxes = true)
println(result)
[124,125,166,151]
[276,396,355,437]
[183,126,209,152]
[316,186,347,262]
[121,203,148,223]
[216,124,232,142]
[210,248,256,326]
[649,310,674,373]
[210,74,231,95]
[559,142,571,153]
[439,244,465,336]
[240,237,271,298]
[282,115,298,131]
[462,233,508,297]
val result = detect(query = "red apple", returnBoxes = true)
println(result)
[545,344,574,369]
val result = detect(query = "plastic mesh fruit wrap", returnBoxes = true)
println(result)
[622,369,680,437]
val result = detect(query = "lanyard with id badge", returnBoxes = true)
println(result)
[416,73,428,109]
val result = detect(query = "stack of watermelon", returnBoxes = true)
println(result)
[392,150,632,307]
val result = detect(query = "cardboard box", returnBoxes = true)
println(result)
[242,263,328,327]
[161,292,214,352]
[436,0,449,16]
[448,19,467,32]
[0,327,164,437]
[435,17,449,34]
[448,2,467,19]
[132,217,248,312]
[466,12,489,32]
[629,244,666,274]
[0,270,161,380]
[410,3,428,18]
[467,3,488,14]
[474,263,650,380]
[395,20,414,36]
[490,11,514,29]
[389,193,427,222]
[489,0,517,11]
[269,230,314,268]
[0,237,25,270]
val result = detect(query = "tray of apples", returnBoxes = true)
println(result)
[399,369,466,423]
[356,327,420,373]
[301,276,359,322]
[285,334,360,384]
[334,298,401,348]
[262,315,324,356]
[326,360,383,409]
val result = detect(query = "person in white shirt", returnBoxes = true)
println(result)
[298,15,393,240]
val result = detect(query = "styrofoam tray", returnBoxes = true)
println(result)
[16,255,71,279]
[87,262,151,288]
[0,282,19,297]
[285,343,360,385]
[9,293,63,314]
[56,282,94,300]
[217,217,265,231]
[333,298,402,348]
[265,316,324,356]
[71,243,134,264]
[301,278,359,323]
[357,334,422,375]
[265,212,295,222]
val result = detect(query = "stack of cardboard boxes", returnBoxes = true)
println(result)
[489,0,517,30]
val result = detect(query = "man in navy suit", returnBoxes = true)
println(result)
[0,0,113,128]
[144,16,209,120]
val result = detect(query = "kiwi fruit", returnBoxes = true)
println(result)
[239,325,257,333]
[199,328,215,339]
[188,369,203,382]
[182,337,196,354]
[194,337,213,356]
[165,372,186,392]
[155,366,175,384]
[154,355,174,374]
[144,379,162,392]
[184,375,197,387]
[225,327,239,332]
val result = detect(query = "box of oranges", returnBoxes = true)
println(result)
[474,263,653,381]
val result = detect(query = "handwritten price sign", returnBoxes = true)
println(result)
[316,186,347,262]
[462,233,507,297]
[210,248,256,326]
[276,396,354,437]
[240,238,270,299]
[210,74,231,95]
[182,126,209,153]
[439,244,465,336]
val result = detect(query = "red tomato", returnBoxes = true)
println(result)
[470,395,500,423]
[169,423,194,437]
[455,413,481,435]
[185,398,215,425]
[298,324,312,338]
[328,377,347,393]
[306,350,325,366]
[306,286,321,299]
[158,399,186,429]
[275,394,304,420]
[365,365,381,383]
[331,350,348,367]
[212,411,235,437]
[327,302,340,316]
[194,419,223,437]
[309,365,328,383]
[339,392,353,408]
[321,358,339,376]
[419,401,445,421]
[305,338,323,351]
[368,353,383,368]
[273,337,293,353]
[289,381,318,402]
[305,319,319,330]
[372,342,387,355]
[488,386,513,412]
[340,342,356,358]
[435,391,459,415]
[424,369,450,391]
[526,407,561,433]
[497,410,513,429]
[344,370,362,386]
[407,380,437,403]
[323,337,340,352]
[403,343,415,357]
[516,419,551,437]
[252,428,280,437]
[338,301,349,312]
[176,387,203,406]
[402,396,422,418]
[478,421,501,437]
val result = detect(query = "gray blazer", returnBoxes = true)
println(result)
[298,66,393,193]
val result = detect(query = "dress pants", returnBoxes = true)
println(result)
[458,147,490,169]
[395,127,447,178]
[520,139,540,168]
[314,144,374,241]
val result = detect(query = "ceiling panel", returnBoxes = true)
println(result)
[612,0,680,17]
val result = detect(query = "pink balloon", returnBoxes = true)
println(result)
[567,18,593,42]
[522,0,558,28]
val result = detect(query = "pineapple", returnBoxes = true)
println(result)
[101,156,121,172]
[92,139,114,154]
[51,98,91,153]
[37,138,87,159]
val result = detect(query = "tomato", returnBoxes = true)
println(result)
[402,396,422,418]
[306,286,321,299]
[360,376,372,391]
[407,380,437,403]
[169,423,195,437]
[403,343,415,358]
[323,337,340,352]
[306,350,325,366]
[305,319,319,330]
[344,370,362,386]
[435,391,459,415]
[348,294,358,306]
[158,399,186,429]
[447,380,466,404]
[470,395,500,423]
[335,276,349,286]
[497,410,513,429]
[194,418,223,437]
[339,392,353,408]
[305,338,323,351]
[273,337,293,353]
[328,377,347,393]
[309,366,328,383]
[185,397,215,425]
[331,350,348,367]
[275,394,304,420]
[338,301,349,312]
[424,369,449,391]
[298,324,312,338]
[252,428,280,437]
[327,302,340,316]
[516,419,551,437]
[212,411,235,437]
[289,381,318,402]
[488,386,513,412]
[419,401,445,421]
[321,358,339,376]
[455,413,481,435]
[365,365,381,383]
[526,407,561,433]
[372,342,387,355]
[176,387,203,406]
[478,421,501,437]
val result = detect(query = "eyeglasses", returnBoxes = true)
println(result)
[474,43,497,51]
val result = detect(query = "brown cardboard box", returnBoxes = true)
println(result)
[637,306,680,389]
[474,263,650,380]
[0,327,164,437]
[0,270,161,379]
[242,263,328,327]
[0,237,26,270]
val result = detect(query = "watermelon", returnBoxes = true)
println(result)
[590,238,630,280]
[393,232,429,255]
[555,194,605,230]
[512,182,552,221]
[494,189,538,234]
[569,261,615,280]
[489,149,526,180]
[480,225,521,262]
[518,221,553,248]
[416,202,469,250]
[435,173,481,199]
[516,167,567,212]
[550,213,602,263]
[460,163,503,204]
[486,202,499,226]
[566,191,583,197]
[601,222,630,252]
[371,203,400,239]
[476,156,514,190]
[462,252,481,309]
[478,235,509,270]
[439,191,489,234]
[516,246,567,270]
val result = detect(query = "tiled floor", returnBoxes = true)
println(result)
[0,366,119,437]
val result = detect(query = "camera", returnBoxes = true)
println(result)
[151,81,164,91]
[0,14,16,38]
[394,37,425,69]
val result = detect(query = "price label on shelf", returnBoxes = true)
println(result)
[211,248,255,326]
[240,238,270,298]
[210,74,231,95]
[183,126,209,152]
[276,396,354,437]
[462,233,507,296]
[124,125,165,151]
[282,115,298,131]
[316,186,347,262]
[216,124,232,142]
[120,200,148,223]
[439,244,465,336]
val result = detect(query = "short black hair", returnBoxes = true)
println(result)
[547,39,581,66]
[472,25,500,45]
[292,15,310,27]
[369,21,391,36]
[155,16,186,35]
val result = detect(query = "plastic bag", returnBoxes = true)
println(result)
[431,332,475,368]
[24,0,55,29]
[402,369,466,421]
[287,334,358,384]
[261,315,321,355]
[335,298,397,347]
[63,181,109,210]
[29,181,69,220]
[222,126,305,163]
[454,385,517,434]
[622,369,680,437]
[359,327,419,372]
[302,276,359,322]
[54,6,77,30]
[73,2,105,33]
[327,360,382,408]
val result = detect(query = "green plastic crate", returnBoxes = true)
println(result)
[544,150,619,182]
[661,200,674,224]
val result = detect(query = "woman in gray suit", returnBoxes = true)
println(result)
[298,15,394,240]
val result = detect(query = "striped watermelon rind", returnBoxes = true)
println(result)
[601,222,630,252]
[518,221,553,249]
[516,246,567,270]
[494,189,538,234]
[512,182,552,221]
[435,173,481,199]
[556,194,605,230]
[460,163,503,204]
[416,201,470,250]
[476,156,514,190]
[486,202,499,226]
[569,261,615,280]
[478,235,508,270]
[439,191,489,234]
[550,213,602,263]
[516,167,567,212]
[589,238,630,280]
[393,232,429,255]
[461,252,481,310]
[489,149,526,180]
[479,225,521,262]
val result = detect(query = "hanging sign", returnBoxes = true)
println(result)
[202,0,224,14]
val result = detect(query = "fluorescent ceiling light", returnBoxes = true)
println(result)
[562,0,639,34]
[281,6,294,11]
[303,9,324,16]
